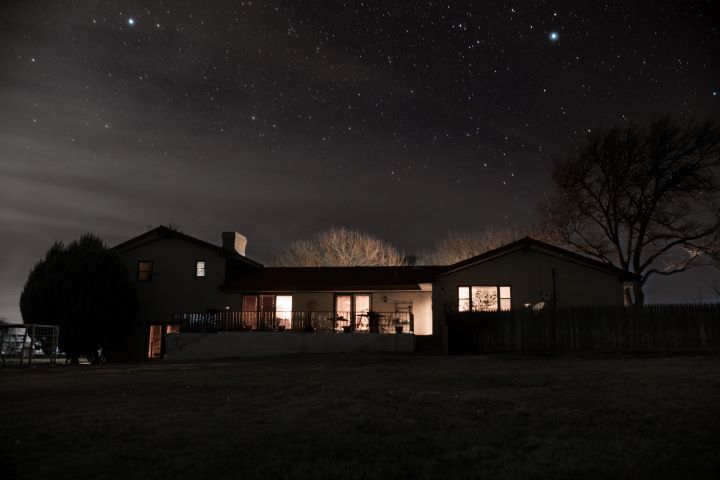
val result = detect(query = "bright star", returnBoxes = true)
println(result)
[549,31,559,42]
[128,18,135,26]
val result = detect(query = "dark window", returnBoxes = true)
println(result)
[195,260,206,277]
[138,261,153,281]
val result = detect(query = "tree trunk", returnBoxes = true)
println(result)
[633,282,645,306]
[623,286,634,306]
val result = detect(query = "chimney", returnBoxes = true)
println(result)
[222,231,247,256]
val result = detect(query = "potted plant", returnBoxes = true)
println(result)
[367,311,381,333]
[394,316,410,333]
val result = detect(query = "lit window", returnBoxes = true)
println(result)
[276,295,293,329]
[471,286,498,311]
[458,285,511,311]
[241,294,293,331]
[196,260,206,277]
[138,261,153,281]
[499,286,511,311]
[458,287,470,312]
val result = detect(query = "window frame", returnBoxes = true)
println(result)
[195,259,206,278]
[240,294,294,330]
[458,285,511,312]
[333,293,371,317]
[334,293,371,331]
[137,260,153,282]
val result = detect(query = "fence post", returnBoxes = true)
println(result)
[28,325,35,365]
[20,327,28,365]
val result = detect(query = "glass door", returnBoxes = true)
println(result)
[147,325,162,358]
[276,295,293,330]
[259,295,275,330]
[242,295,258,329]
[354,295,370,331]
[335,295,352,331]
[334,294,371,331]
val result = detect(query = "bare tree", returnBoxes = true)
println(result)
[422,226,545,265]
[270,226,405,266]
[709,223,720,297]
[540,117,720,305]
[711,220,720,266]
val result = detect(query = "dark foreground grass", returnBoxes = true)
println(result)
[1,353,719,480]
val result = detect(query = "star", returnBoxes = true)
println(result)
[127,18,135,26]
[549,31,559,42]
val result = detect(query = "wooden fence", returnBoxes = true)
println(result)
[445,304,720,354]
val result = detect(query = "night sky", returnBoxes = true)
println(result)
[2,1,719,321]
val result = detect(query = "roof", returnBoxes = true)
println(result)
[113,229,636,290]
[442,237,639,281]
[222,237,636,292]
[222,265,448,292]
[112,226,263,268]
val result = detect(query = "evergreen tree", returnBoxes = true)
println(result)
[20,234,138,363]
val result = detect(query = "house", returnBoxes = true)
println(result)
[221,264,446,334]
[112,226,261,359]
[112,227,635,360]
[431,237,635,335]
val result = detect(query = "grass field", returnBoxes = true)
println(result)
[2,353,720,479]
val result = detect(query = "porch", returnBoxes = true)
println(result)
[171,310,414,334]
[147,311,415,359]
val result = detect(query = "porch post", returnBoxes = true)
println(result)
[160,322,167,358]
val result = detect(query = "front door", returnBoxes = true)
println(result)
[147,325,162,358]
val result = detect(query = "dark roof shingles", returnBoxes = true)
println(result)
[443,237,637,280]
[222,266,447,292]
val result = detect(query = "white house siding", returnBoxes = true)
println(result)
[292,292,333,312]
[371,291,433,336]
[240,290,433,335]
[432,247,625,335]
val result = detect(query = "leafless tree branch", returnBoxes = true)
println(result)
[538,117,720,304]
[270,226,406,267]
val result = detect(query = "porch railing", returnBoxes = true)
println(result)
[171,311,413,333]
